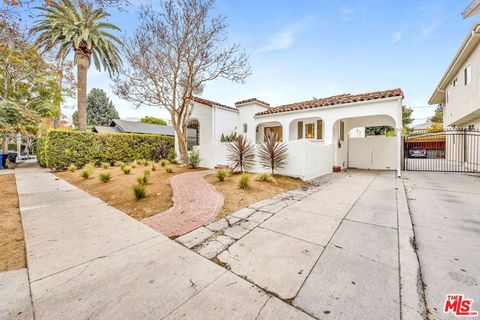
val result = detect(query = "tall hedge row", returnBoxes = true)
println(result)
[37,130,174,169]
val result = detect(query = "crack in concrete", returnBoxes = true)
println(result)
[403,183,430,320]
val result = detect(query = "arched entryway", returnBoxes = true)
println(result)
[187,119,200,151]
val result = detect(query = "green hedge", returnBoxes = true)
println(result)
[37,130,174,169]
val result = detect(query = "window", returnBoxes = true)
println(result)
[297,121,303,139]
[305,123,315,139]
[316,120,323,140]
[339,121,345,141]
[464,65,471,85]
[264,126,283,141]
[452,77,458,87]
[243,123,247,133]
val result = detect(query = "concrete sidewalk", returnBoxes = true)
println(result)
[13,166,313,319]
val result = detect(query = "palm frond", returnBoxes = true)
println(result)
[226,134,256,173]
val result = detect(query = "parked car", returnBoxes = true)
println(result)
[409,147,427,158]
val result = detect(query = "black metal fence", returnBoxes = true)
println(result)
[404,128,480,172]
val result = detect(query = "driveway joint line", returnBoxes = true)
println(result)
[343,218,398,230]
[291,171,381,300]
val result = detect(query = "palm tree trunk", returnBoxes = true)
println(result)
[76,53,89,131]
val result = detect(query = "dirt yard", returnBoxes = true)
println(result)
[205,172,306,218]
[56,164,205,220]
[0,174,26,272]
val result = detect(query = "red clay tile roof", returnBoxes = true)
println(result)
[192,96,237,111]
[255,89,404,116]
[235,98,270,107]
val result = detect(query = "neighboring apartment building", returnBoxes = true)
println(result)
[429,20,480,129]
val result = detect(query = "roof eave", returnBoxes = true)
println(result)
[429,23,480,105]
[254,95,402,118]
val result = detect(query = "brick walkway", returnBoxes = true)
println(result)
[143,170,224,237]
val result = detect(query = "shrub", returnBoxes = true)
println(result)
[159,159,170,167]
[136,170,151,185]
[136,159,144,166]
[238,173,251,190]
[151,163,157,171]
[215,168,229,182]
[257,131,288,175]
[80,164,94,179]
[143,160,150,166]
[220,131,238,143]
[227,135,255,173]
[152,141,170,161]
[132,184,146,200]
[167,149,177,163]
[101,162,110,169]
[122,165,132,174]
[257,173,273,183]
[130,162,137,168]
[165,166,174,173]
[99,172,112,183]
[68,164,77,172]
[188,150,201,169]
[37,130,174,169]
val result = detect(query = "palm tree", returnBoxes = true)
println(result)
[33,0,122,131]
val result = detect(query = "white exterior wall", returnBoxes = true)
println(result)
[349,136,397,170]
[214,107,239,143]
[444,44,480,128]
[189,102,213,145]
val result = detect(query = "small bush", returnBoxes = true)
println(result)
[238,173,251,190]
[115,161,125,168]
[122,165,132,174]
[151,163,157,171]
[215,168,229,182]
[132,184,146,200]
[159,159,170,167]
[136,170,151,185]
[68,164,77,172]
[257,173,273,183]
[136,159,144,166]
[165,166,174,173]
[101,162,110,169]
[167,149,177,163]
[130,162,137,168]
[80,169,93,179]
[143,160,150,166]
[188,150,201,169]
[99,172,112,183]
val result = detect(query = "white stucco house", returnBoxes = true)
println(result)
[180,89,404,180]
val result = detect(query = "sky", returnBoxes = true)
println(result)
[14,0,479,125]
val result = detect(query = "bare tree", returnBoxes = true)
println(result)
[257,131,288,175]
[114,0,250,163]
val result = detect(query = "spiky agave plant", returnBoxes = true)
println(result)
[226,134,255,173]
[257,131,288,175]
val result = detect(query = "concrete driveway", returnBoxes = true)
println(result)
[404,172,480,320]
[177,170,424,320]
